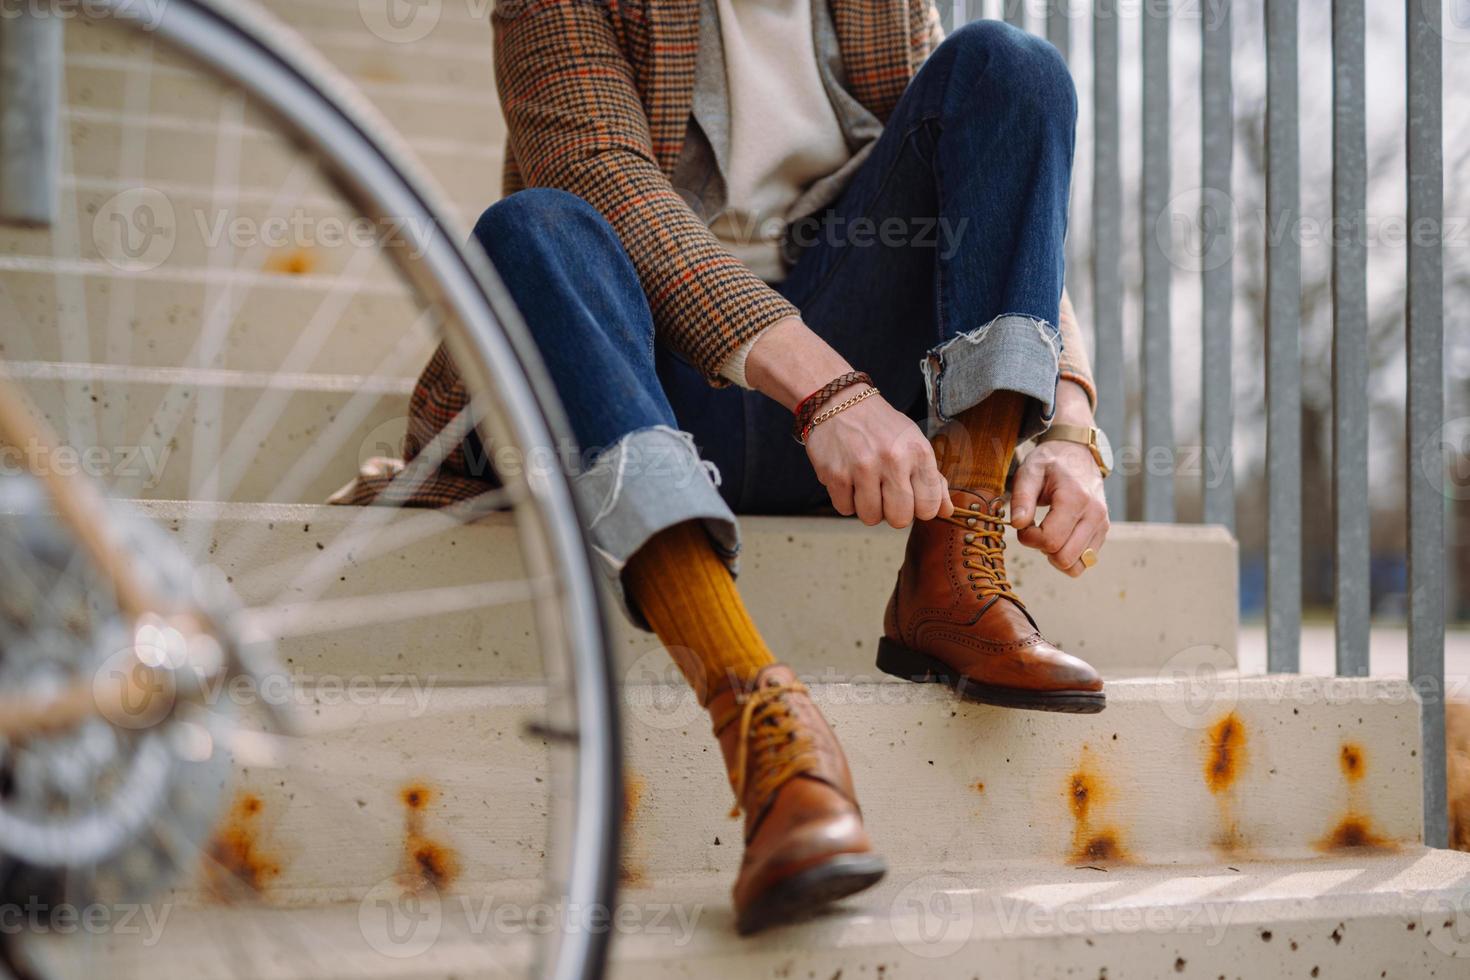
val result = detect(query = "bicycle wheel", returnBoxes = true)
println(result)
[0,1,618,977]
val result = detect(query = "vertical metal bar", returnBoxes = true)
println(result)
[1047,0,1070,60]
[1201,0,1234,531]
[1004,0,1027,29]
[1264,0,1301,672]
[0,10,62,226]
[1093,0,1125,521]
[1406,0,1446,850]
[1332,0,1370,677]
[1141,0,1173,522]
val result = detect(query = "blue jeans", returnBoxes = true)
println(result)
[470,22,1076,621]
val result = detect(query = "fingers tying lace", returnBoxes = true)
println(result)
[942,498,1022,606]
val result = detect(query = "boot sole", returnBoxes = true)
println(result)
[877,637,1106,714]
[736,852,887,936]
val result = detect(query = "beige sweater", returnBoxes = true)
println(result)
[709,0,850,284]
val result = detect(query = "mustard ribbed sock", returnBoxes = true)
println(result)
[931,390,1028,495]
[624,520,776,705]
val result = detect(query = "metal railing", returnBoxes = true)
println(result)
[938,0,1449,847]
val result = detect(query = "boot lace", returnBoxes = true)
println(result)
[941,499,1022,606]
[715,682,819,819]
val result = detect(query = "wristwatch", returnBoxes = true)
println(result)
[1037,423,1113,478]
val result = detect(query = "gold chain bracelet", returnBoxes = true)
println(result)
[799,386,878,444]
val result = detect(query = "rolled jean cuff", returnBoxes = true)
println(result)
[921,313,1062,442]
[572,425,740,629]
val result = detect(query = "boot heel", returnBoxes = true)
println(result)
[876,637,951,685]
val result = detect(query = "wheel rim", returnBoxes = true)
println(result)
[0,2,619,976]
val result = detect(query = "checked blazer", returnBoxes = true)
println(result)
[492,0,945,379]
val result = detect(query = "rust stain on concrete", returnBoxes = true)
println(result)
[1066,748,1130,865]
[1204,712,1248,853]
[267,249,316,276]
[399,780,459,892]
[620,769,647,886]
[204,791,282,899]
[1315,743,1397,853]
[1205,712,1247,793]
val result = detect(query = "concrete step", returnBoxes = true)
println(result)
[28,850,1470,978]
[0,265,434,377]
[4,363,409,503]
[156,674,1416,904]
[124,501,1238,682]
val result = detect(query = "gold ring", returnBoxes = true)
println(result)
[1079,548,1099,569]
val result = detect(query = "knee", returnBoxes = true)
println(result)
[942,20,1077,125]
[471,188,623,264]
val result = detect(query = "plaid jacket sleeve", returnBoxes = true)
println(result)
[492,0,798,384]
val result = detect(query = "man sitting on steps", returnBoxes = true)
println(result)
[347,0,1113,934]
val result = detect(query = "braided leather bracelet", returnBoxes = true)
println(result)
[791,370,872,443]
[799,386,879,444]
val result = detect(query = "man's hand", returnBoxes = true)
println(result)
[744,316,953,529]
[804,390,953,527]
[1010,381,1109,577]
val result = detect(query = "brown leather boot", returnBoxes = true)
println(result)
[708,663,885,934]
[879,488,1105,713]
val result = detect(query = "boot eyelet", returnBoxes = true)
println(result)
[963,533,975,544]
